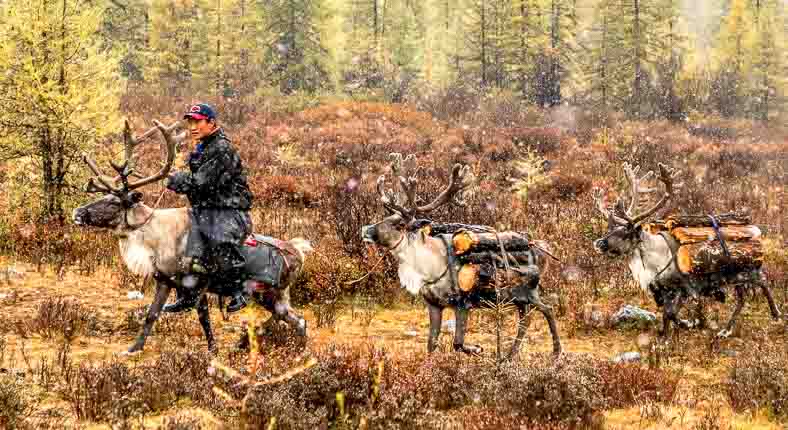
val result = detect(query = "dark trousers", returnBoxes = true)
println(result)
[186,208,253,273]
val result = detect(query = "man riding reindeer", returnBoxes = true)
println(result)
[163,103,254,313]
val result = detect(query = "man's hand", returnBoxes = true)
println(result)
[166,171,192,194]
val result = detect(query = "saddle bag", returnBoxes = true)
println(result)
[242,234,299,291]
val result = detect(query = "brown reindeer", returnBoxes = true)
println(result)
[361,153,561,359]
[72,120,312,354]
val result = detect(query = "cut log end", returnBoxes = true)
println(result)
[453,231,477,255]
[458,264,478,292]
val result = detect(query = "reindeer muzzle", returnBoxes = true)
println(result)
[593,238,609,253]
[72,208,87,226]
[361,225,377,244]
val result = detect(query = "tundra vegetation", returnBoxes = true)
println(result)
[0,0,786,429]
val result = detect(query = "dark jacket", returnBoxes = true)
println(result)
[166,128,253,210]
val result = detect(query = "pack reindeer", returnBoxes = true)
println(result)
[592,162,782,339]
[361,153,561,359]
[72,119,312,354]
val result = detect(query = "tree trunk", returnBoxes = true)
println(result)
[373,0,378,42]
[480,1,487,86]
[633,0,642,118]
[520,0,529,98]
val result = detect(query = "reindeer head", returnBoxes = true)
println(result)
[72,120,182,230]
[592,162,679,257]
[361,153,473,250]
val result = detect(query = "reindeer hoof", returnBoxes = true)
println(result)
[120,348,143,357]
[466,345,483,355]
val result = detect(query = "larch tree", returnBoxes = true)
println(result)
[146,0,204,95]
[531,0,579,107]
[0,0,123,222]
[260,0,331,94]
[461,0,511,89]
[577,0,629,111]
[652,0,689,120]
[750,0,786,120]
[337,0,385,93]
[710,0,757,117]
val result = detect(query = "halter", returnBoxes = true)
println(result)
[118,189,167,235]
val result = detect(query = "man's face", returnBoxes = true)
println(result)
[188,118,215,141]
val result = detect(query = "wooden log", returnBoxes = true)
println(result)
[677,239,763,275]
[452,231,530,255]
[458,251,536,266]
[428,222,492,236]
[671,225,761,245]
[665,213,750,230]
[644,222,668,235]
[458,264,479,292]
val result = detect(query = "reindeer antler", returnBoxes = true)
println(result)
[629,163,679,225]
[124,120,180,190]
[376,175,411,216]
[592,186,630,226]
[82,119,183,194]
[592,187,610,218]
[416,163,472,213]
[376,152,474,219]
[622,162,655,216]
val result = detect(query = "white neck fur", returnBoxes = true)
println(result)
[117,206,158,277]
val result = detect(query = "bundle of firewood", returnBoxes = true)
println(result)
[645,213,763,276]
[449,230,533,292]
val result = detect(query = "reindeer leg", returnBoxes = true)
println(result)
[127,279,172,354]
[660,291,681,339]
[427,303,443,353]
[235,322,250,351]
[270,289,307,337]
[670,293,699,330]
[758,282,782,320]
[506,303,531,361]
[453,307,482,355]
[197,294,216,354]
[526,287,561,357]
[717,285,745,339]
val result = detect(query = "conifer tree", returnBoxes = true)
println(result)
[0,0,123,221]
[261,0,331,94]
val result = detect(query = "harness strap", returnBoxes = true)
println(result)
[708,214,731,258]
[432,235,458,292]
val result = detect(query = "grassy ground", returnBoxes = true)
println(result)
[1,258,786,429]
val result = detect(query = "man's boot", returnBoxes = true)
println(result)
[224,263,251,313]
[226,288,250,313]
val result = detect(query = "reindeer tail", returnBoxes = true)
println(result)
[287,237,314,262]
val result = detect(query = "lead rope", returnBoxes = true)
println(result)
[344,232,405,286]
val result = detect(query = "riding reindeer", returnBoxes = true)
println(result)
[361,153,561,359]
[592,162,782,339]
[72,120,312,354]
